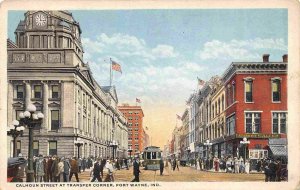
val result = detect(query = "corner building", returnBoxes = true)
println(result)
[7,11,128,158]
[222,54,287,167]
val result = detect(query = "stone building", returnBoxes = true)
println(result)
[7,11,128,158]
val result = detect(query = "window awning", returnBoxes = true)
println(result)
[269,145,287,157]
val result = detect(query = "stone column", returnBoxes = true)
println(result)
[42,81,49,129]
[25,81,31,108]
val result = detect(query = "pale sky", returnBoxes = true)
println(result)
[8,10,287,148]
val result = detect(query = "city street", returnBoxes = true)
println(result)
[71,165,265,182]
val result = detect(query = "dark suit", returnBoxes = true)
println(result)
[91,162,102,182]
[159,159,164,175]
[131,160,141,182]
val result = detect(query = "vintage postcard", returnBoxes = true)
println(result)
[0,0,299,190]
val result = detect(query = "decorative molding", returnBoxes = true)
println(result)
[30,53,43,63]
[13,53,26,63]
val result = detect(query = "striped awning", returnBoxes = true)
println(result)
[269,146,287,157]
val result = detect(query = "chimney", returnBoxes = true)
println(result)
[282,54,288,63]
[263,54,270,62]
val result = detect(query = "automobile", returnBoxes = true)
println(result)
[7,157,27,182]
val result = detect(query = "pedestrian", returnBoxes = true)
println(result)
[104,160,114,182]
[172,158,176,171]
[43,156,49,182]
[176,158,180,171]
[78,157,82,173]
[275,159,282,181]
[100,158,106,178]
[91,158,102,182]
[63,157,71,182]
[124,158,129,170]
[58,157,65,182]
[46,156,53,182]
[131,156,141,182]
[87,157,92,169]
[51,156,60,182]
[159,158,164,175]
[234,157,240,173]
[69,157,79,182]
[83,157,87,172]
[239,157,245,173]
[214,157,220,172]
[245,159,250,174]
[16,153,27,182]
[264,162,271,182]
[35,155,45,182]
[256,159,262,172]
[268,159,277,182]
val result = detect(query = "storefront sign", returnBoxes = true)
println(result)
[236,133,280,139]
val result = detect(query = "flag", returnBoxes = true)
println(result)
[111,60,122,73]
[136,98,141,103]
[197,77,205,86]
[176,114,181,120]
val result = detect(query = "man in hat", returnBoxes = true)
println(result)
[69,157,79,182]
[131,156,141,182]
[91,158,102,182]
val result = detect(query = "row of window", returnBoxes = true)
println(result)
[13,141,58,156]
[226,112,287,135]
[15,84,60,99]
[127,111,140,115]
[227,78,282,105]
[128,123,139,127]
[128,137,139,140]
[127,117,139,121]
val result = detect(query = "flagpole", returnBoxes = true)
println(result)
[109,58,112,86]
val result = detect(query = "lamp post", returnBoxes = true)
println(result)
[204,140,212,170]
[240,137,250,161]
[109,140,118,160]
[128,146,133,160]
[7,120,25,157]
[186,147,191,165]
[18,104,44,182]
[75,138,84,159]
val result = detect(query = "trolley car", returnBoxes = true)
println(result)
[142,146,162,170]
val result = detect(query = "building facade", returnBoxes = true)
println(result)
[222,54,287,165]
[7,11,128,158]
[118,104,145,155]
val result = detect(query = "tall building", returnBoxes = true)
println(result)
[118,104,145,154]
[7,11,128,158]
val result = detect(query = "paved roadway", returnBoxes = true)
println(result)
[70,165,265,182]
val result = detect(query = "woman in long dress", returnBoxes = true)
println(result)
[245,159,250,174]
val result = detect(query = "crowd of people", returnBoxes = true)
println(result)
[13,154,133,182]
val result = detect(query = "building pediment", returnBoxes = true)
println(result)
[48,102,60,107]
[12,101,24,108]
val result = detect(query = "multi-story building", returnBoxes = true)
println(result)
[180,109,189,160]
[222,54,287,163]
[7,11,128,158]
[187,92,198,159]
[142,129,150,149]
[209,76,226,158]
[118,104,145,154]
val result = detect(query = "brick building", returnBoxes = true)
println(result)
[118,104,145,154]
[222,54,287,163]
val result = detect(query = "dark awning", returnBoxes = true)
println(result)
[269,146,287,157]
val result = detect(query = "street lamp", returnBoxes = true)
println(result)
[204,140,212,170]
[18,104,44,182]
[7,120,25,157]
[109,140,118,160]
[75,138,84,159]
[128,146,133,160]
[240,137,250,161]
[186,147,191,165]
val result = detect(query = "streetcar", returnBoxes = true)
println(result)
[142,146,162,170]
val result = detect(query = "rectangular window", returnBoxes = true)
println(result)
[226,114,235,135]
[16,85,24,99]
[245,81,253,102]
[272,80,281,102]
[17,141,21,156]
[272,112,287,134]
[33,141,39,156]
[51,110,59,130]
[245,112,261,133]
[16,110,23,120]
[52,85,59,98]
[33,36,40,48]
[34,85,42,99]
[48,141,57,156]
[43,36,48,48]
